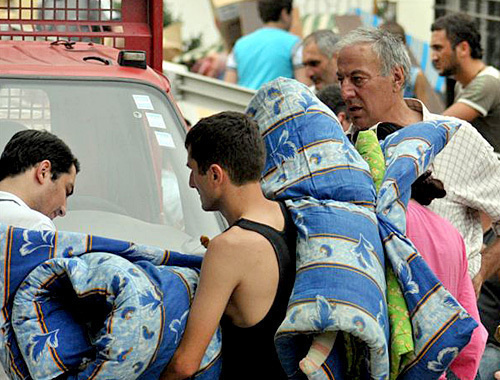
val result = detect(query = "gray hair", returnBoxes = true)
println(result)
[335,27,411,88]
[303,29,341,60]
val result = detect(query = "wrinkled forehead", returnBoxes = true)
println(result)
[337,43,382,74]
[303,41,328,60]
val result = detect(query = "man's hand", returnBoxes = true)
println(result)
[159,358,193,380]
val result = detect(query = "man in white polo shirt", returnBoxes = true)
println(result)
[0,129,79,230]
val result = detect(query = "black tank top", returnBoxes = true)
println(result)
[219,202,296,380]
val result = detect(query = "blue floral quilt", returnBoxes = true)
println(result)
[0,226,221,379]
[247,78,478,380]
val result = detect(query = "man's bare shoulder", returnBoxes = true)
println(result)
[207,225,270,258]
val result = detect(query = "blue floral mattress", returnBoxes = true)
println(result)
[247,78,478,380]
[0,227,221,379]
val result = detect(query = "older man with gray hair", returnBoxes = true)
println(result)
[336,27,499,380]
[336,26,500,296]
[301,29,340,91]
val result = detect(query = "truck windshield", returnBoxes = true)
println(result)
[0,78,223,253]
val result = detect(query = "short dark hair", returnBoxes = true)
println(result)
[0,129,80,181]
[431,13,483,59]
[185,111,265,186]
[317,84,346,115]
[411,170,446,206]
[258,0,292,23]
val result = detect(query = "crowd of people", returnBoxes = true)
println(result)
[178,2,500,379]
[1,0,500,379]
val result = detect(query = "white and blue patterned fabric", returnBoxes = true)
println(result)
[0,225,221,379]
[377,123,477,379]
[247,78,389,379]
[247,78,478,380]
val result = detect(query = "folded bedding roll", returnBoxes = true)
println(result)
[0,226,221,380]
[248,78,390,379]
[376,121,478,379]
[13,253,169,379]
[247,78,478,380]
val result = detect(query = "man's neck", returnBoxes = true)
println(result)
[219,183,276,226]
[0,176,34,209]
[454,58,485,87]
[387,100,423,126]
[357,96,422,131]
[264,21,288,31]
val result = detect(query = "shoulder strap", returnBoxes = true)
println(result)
[232,202,295,280]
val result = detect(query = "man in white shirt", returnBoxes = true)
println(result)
[0,129,79,230]
[335,27,500,296]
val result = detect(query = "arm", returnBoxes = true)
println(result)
[443,102,481,122]
[444,73,496,122]
[474,235,500,297]
[161,236,240,379]
[223,50,237,84]
[224,68,238,84]
[447,124,500,297]
[413,70,429,107]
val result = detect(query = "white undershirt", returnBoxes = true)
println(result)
[0,191,55,230]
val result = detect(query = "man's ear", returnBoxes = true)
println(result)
[35,160,52,184]
[280,7,292,25]
[392,66,405,93]
[456,40,470,58]
[208,164,225,185]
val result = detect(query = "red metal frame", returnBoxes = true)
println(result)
[0,0,163,72]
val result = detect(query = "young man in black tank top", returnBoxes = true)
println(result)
[161,112,296,380]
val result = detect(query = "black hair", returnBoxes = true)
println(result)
[411,170,446,206]
[431,13,483,59]
[317,84,346,115]
[0,129,80,181]
[258,0,292,23]
[185,111,265,186]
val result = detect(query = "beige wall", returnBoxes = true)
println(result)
[165,0,220,48]
[396,0,435,42]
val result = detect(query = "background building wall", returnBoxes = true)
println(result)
[165,0,436,50]
[396,0,435,42]
[164,0,220,48]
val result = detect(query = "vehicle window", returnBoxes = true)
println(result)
[0,78,223,252]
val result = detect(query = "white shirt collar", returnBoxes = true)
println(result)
[0,190,31,209]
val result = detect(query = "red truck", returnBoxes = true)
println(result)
[0,0,223,251]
